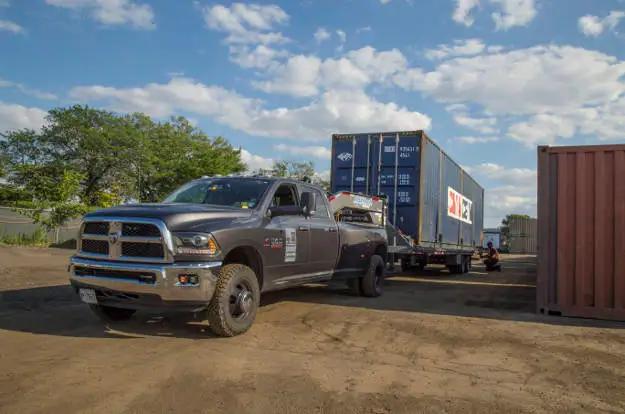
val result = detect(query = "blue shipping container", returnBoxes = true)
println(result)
[331,131,484,250]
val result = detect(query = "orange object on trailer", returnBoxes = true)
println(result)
[537,144,625,321]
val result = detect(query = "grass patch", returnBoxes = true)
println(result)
[0,228,49,247]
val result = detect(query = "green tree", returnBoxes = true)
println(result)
[128,115,245,202]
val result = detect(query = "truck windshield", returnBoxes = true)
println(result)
[161,178,271,209]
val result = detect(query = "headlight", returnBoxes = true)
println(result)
[172,232,219,256]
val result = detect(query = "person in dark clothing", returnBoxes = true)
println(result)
[483,241,501,271]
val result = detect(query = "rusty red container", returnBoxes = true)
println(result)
[537,144,625,321]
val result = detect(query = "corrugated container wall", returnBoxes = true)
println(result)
[537,144,625,321]
[508,235,537,254]
[331,131,484,250]
[509,216,538,237]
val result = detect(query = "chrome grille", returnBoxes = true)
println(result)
[78,217,172,263]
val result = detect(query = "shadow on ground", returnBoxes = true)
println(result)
[1,255,623,339]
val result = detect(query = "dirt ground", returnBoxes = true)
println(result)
[1,247,624,414]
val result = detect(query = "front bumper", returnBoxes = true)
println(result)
[69,256,221,311]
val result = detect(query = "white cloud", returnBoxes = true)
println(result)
[0,102,47,132]
[380,0,392,4]
[0,79,57,100]
[453,136,499,144]
[45,0,155,30]
[425,39,488,60]
[466,163,537,227]
[69,77,432,142]
[445,101,498,134]
[201,3,289,45]
[490,0,537,30]
[578,11,625,37]
[0,1,10,7]
[452,0,480,27]
[255,46,407,97]
[397,44,625,146]
[396,45,625,115]
[336,29,346,43]
[228,45,288,70]
[452,0,537,30]
[0,20,25,34]
[15,84,57,100]
[240,149,274,171]
[253,54,322,97]
[453,114,498,134]
[356,26,371,33]
[313,27,330,43]
[274,144,331,159]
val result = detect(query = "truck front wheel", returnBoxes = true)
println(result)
[360,254,385,297]
[207,264,260,337]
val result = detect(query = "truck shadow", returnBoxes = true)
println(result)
[0,255,622,339]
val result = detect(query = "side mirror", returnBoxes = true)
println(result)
[300,192,316,217]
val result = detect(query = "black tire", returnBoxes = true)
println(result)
[89,305,136,322]
[447,264,462,274]
[465,257,472,273]
[400,259,410,272]
[207,264,260,337]
[346,278,363,295]
[360,254,385,297]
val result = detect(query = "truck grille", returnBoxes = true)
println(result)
[121,242,164,258]
[78,218,170,262]
[81,239,109,255]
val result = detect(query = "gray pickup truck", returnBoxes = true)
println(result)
[69,176,388,337]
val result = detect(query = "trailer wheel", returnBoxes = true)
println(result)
[360,254,385,297]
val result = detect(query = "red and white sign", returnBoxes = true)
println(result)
[447,187,472,224]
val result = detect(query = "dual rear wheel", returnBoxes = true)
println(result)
[347,254,386,298]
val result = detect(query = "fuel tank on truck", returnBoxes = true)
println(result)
[330,130,485,251]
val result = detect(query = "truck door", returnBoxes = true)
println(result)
[262,182,311,287]
[302,185,340,276]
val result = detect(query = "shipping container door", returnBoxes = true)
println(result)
[419,137,442,246]
[331,135,374,193]
[375,133,421,238]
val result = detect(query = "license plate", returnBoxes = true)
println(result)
[79,288,98,304]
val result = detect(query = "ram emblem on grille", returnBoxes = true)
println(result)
[109,231,120,244]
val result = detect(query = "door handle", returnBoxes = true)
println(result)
[328,227,338,232]
[298,225,310,231]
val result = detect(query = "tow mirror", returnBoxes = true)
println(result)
[301,192,316,217]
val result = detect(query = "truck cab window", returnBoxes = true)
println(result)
[270,184,298,207]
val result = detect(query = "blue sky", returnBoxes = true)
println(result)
[1,0,625,227]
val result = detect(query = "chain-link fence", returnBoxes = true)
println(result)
[0,206,81,245]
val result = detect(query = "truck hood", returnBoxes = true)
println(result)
[84,203,255,231]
